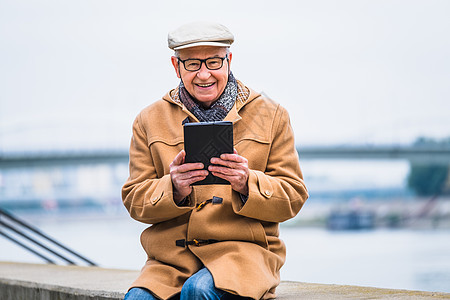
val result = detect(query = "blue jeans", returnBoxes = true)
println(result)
[124,267,248,300]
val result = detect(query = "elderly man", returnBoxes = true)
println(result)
[122,22,308,300]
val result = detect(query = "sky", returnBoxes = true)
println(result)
[0,0,449,152]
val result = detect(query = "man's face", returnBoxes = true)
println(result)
[171,46,232,108]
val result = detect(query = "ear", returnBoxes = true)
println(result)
[171,56,181,78]
[227,52,232,71]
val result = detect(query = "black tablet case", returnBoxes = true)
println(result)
[183,121,233,185]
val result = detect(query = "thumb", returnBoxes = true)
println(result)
[173,150,186,166]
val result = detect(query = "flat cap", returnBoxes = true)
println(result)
[168,21,234,50]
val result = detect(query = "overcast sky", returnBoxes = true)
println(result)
[1,0,449,152]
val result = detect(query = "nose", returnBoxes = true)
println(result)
[196,63,211,80]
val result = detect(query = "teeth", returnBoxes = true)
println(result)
[197,83,213,87]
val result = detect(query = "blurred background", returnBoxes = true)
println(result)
[1,0,449,294]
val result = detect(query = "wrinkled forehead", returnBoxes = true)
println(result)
[175,46,229,60]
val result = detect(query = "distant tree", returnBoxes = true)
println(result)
[407,164,448,196]
[413,136,450,147]
[407,137,450,196]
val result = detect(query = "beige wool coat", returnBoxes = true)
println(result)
[122,81,308,300]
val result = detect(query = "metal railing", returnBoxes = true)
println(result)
[0,208,97,266]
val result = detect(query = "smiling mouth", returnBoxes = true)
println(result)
[195,83,215,88]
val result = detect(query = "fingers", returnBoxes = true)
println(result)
[210,153,247,169]
[170,150,203,171]
[171,163,207,185]
[170,150,209,201]
[171,149,250,198]
[208,164,247,179]
[175,169,209,182]
[208,152,249,195]
[209,167,249,195]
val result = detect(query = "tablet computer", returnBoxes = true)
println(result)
[183,121,233,185]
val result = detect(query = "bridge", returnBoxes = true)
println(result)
[297,145,450,163]
[1,145,449,169]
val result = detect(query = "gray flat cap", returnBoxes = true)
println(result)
[168,21,234,50]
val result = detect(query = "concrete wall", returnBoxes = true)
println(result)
[1,262,449,300]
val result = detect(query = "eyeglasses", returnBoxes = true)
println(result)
[177,55,228,72]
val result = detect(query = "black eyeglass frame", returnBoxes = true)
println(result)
[177,55,229,72]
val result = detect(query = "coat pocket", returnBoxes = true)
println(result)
[245,218,269,250]
[234,137,271,172]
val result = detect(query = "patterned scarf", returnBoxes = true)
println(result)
[178,72,238,122]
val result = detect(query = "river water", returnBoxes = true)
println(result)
[1,211,449,294]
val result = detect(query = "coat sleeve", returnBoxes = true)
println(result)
[121,114,194,224]
[232,105,308,222]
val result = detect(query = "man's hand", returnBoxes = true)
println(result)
[170,150,208,204]
[209,149,249,196]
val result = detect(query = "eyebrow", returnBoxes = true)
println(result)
[180,54,225,60]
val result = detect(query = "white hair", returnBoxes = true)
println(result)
[174,47,230,58]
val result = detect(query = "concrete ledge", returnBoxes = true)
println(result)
[1,262,449,299]
[1,262,136,300]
